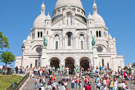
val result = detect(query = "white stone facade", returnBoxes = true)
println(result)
[15,0,124,72]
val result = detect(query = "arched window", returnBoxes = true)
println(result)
[41,32,42,38]
[81,41,83,49]
[90,21,91,24]
[99,31,101,37]
[35,60,37,67]
[102,59,104,67]
[96,31,98,37]
[38,32,40,38]
[67,32,72,46]
[56,41,58,50]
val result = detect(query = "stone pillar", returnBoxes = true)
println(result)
[63,37,65,49]
[59,59,65,71]
[41,48,49,67]
[92,46,99,69]
[76,37,78,49]
[75,59,80,69]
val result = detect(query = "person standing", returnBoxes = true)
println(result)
[113,78,118,90]
[40,84,45,90]
[34,77,39,90]
[79,79,83,90]
[109,79,114,90]
[71,76,75,90]
[84,76,88,87]
[15,66,18,74]
[2,66,5,74]
[52,80,58,89]
[133,71,135,84]
[101,84,109,90]
[75,76,79,90]
[95,80,101,90]
[42,76,46,87]
[85,83,92,90]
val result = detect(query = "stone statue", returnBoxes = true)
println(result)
[67,14,71,25]
[92,36,96,46]
[43,36,48,48]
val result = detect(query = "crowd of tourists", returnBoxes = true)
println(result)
[30,65,135,90]
[1,65,13,74]
[0,65,27,75]
[15,66,27,74]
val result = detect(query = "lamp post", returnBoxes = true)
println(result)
[21,44,25,67]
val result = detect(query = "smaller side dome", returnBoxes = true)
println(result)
[33,2,46,28]
[87,12,93,20]
[27,36,31,41]
[33,14,46,27]
[108,34,112,40]
[23,40,26,44]
[92,14,106,27]
[46,13,51,20]
[92,1,106,27]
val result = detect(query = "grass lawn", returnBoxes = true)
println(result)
[0,74,23,90]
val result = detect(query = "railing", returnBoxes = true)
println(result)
[7,72,30,90]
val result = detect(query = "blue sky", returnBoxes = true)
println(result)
[0,0,135,67]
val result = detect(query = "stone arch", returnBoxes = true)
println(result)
[48,55,62,63]
[53,32,61,38]
[64,57,75,74]
[64,31,75,38]
[63,8,75,17]
[79,57,91,70]
[49,57,60,69]
[77,32,86,38]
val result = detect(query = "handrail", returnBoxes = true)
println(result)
[7,72,29,90]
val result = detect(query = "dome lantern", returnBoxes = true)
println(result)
[41,2,45,14]
[93,1,97,14]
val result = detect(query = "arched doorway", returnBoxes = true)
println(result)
[50,57,60,69]
[80,57,90,71]
[65,57,75,74]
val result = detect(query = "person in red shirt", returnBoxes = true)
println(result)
[85,83,92,90]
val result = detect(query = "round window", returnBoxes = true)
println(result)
[36,47,42,53]
[97,46,103,52]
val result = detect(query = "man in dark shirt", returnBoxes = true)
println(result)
[85,83,92,90]
[133,71,135,84]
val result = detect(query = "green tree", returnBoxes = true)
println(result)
[0,32,9,51]
[1,51,15,66]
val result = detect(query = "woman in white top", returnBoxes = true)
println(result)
[64,81,67,87]
[113,78,118,90]
[118,81,122,90]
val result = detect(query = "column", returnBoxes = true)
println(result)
[92,46,99,69]
[41,48,49,67]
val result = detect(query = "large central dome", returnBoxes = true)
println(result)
[55,0,84,10]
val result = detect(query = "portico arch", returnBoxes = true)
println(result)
[80,57,90,71]
[50,57,60,69]
[65,57,75,74]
